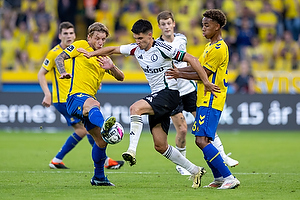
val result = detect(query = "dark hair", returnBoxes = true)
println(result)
[88,22,109,37]
[157,10,174,23]
[203,9,227,28]
[131,19,152,34]
[59,22,74,34]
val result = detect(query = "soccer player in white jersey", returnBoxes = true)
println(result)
[78,19,220,188]
[156,11,238,175]
[166,9,240,189]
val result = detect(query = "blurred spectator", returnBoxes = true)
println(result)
[94,1,117,37]
[260,32,276,70]
[255,1,277,42]
[235,17,256,59]
[119,1,143,32]
[244,36,266,71]
[283,0,300,41]
[84,0,99,27]
[58,0,77,25]
[1,28,20,71]
[243,0,263,16]
[26,31,49,71]
[232,60,255,94]
[269,0,285,38]
[272,31,299,71]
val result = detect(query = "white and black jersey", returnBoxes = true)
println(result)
[120,40,186,93]
[157,33,196,96]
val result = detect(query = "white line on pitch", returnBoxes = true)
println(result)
[0,171,298,175]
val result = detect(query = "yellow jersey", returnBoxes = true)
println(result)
[63,40,106,98]
[197,39,229,111]
[42,44,72,103]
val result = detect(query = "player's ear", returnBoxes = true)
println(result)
[215,23,220,31]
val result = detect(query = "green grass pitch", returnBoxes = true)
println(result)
[0,129,299,200]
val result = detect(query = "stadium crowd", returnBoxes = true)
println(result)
[1,0,300,91]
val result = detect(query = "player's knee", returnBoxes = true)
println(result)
[195,136,208,149]
[154,144,167,154]
[129,104,140,115]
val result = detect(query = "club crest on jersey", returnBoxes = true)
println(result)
[151,54,158,62]
[43,58,50,66]
[66,45,75,52]
[179,44,185,50]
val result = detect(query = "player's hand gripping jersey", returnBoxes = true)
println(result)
[120,40,185,93]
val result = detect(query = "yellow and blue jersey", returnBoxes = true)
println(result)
[63,40,106,98]
[197,39,229,111]
[42,44,72,103]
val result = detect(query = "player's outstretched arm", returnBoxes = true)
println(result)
[166,65,200,80]
[97,56,124,81]
[183,53,220,97]
[77,46,121,58]
[55,51,72,79]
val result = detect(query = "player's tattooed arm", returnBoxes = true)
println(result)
[55,52,72,79]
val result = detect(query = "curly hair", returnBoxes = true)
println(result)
[203,9,227,28]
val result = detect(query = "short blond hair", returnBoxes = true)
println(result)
[87,22,109,37]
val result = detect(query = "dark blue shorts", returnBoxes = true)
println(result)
[191,106,221,141]
[53,103,81,126]
[66,93,96,131]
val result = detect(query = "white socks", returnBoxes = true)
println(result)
[176,146,186,157]
[211,134,227,159]
[127,115,143,153]
[52,157,62,163]
[163,145,198,174]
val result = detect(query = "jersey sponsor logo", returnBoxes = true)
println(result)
[151,54,158,62]
[43,58,50,66]
[142,66,164,73]
[66,45,75,52]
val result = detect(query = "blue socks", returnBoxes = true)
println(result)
[88,107,105,128]
[56,132,82,160]
[203,143,231,178]
[92,143,107,180]
[86,134,95,146]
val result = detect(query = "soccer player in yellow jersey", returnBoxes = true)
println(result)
[166,9,240,189]
[55,22,124,186]
[38,22,124,184]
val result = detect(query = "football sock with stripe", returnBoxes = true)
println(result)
[203,143,231,178]
[176,146,187,157]
[92,144,106,180]
[127,115,143,153]
[55,132,82,160]
[163,145,199,174]
[211,134,227,159]
[88,106,105,128]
